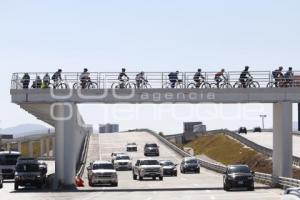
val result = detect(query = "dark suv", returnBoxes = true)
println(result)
[238,127,247,134]
[144,143,159,156]
[223,165,254,191]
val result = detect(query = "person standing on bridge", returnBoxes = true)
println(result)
[52,69,62,85]
[239,66,252,88]
[135,71,146,88]
[272,66,283,87]
[42,73,50,88]
[21,73,30,89]
[118,68,129,88]
[193,68,205,88]
[214,69,225,88]
[168,71,180,88]
[284,67,294,87]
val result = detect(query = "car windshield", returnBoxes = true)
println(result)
[228,166,251,174]
[116,156,130,160]
[93,163,114,170]
[0,154,20,165]
[128,143,136,145]
[140,160,159,165]
[160,161,174,166]
[16,164,40,172]
[145,144,157,148]
[186,159,198,164]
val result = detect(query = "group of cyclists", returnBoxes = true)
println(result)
[20,66,295,89]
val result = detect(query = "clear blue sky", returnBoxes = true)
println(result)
[0,0,300,133]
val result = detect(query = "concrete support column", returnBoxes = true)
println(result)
[28,141,33,157]
[272,102,293,185]
[18,142,22,153]
[45,138,50,157]
[54,103,77,187]
[40,138,44,157]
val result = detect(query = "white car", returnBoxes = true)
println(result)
[126,143,137,152]
[87,161,118,187]
[282,188,300,200]
[114,155,132,170]
[111,152,126,164]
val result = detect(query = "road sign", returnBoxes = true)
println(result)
[0,134,13,139]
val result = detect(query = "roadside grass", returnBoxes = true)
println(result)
[185,133,300,179]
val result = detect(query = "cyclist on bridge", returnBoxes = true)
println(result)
[284,67,294,87]
[272,66,284,87]
[214,68,225,88]
[80,68,91,88]
[168,71,180,88]
[135,71,146,88]
[118,68,129,88]
[193,68,205,88]
[239,66,252,88]
[52,69,62,84]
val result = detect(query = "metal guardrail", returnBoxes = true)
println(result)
[136,128,300,188]
[205,129,300,167]
[76,133,91,178]
[11,71,300,89]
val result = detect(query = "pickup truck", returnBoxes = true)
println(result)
[132,158,163,181]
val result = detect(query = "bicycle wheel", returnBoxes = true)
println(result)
[266,82,275,88]
[57,83,68,89]
[233,82,241,88]
[210,83,218,88]
[88,82,98,89]
[176,82,184,88]
[126,82,135,89]
[111,82,120,89]
[163,82,172,88]
[251,81,260,88]
[48,83,55,89]
[201,82,211,88]
[143,83,151,88]
[187,83,196,88]
[73,82,80,89]
[220,83,232,89]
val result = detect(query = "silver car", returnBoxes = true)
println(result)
[282,188,300,200]
[114,155,132,170]
[87,161,118,187]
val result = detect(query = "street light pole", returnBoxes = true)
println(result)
[259,114,267,130]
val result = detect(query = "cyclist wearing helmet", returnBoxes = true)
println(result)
[135,71,146,88]
[239,66,252,88]
[284,67,294,87]
[118,68,129,88]
[168,71,180,88]
[80,68,90,88]
[272,66,284,87]
[52,69,62,83]
[193,68,205,88]
[214,69,225,88]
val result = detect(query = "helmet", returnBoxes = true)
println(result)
[279,66,283,70]
[58,69,62,72]
[198,68,202,72]
[122,68,126,72]
[289,67,293,70]
[245,66,249,70]
[84,68,88,72]
[221,68,225,72]
[176,71,179,74]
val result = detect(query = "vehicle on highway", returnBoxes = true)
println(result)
[223,164,254,191]
[0,151,21,179]
[238,127,247,134]
[14,157,47,190]
[111,152,126,164]
[144,143,160,156]
[253,127,262,132]
[180,157,200,174]
[159,160,177,176]
[114,154,132,170]
[282,187,300,200]
[0,173,3,189]
[132,158,163,181]
[126,142,138,152]
[87,160,118,187]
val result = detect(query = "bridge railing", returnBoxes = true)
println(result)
[11,71,300,89]
[137,128,300,188]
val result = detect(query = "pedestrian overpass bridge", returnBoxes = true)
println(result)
[10,74,300,188]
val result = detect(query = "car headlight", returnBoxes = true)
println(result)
[227,176,234,180]
[173,168,177,171]
[112,173,117,178]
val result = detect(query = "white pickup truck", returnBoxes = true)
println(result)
[132,158,163,181]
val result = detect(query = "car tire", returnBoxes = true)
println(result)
[139,176,143,181]
[159,176,163,181]
[152,177,156,180]
[248,186,254,191]
[223,183,230,191]
[88,180,94,187]
[14,183,18,190]
[0,183,3,189]
[133,174,137,180]
[174,172,177,176]
[112,182,118,187]
[182,169,185,174]
[196,168,200,174]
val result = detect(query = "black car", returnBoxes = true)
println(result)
[180,157,200,174]
[238,127,247,134]
[144,143,159,156]
[160,160,177,176]
[223,165,254,191]
[253,127,262,132]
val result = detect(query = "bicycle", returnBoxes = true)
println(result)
[111,78,135,89]
[233,77,260,88]
[163,79,184,88]
[187,79,210,88]
[73,80,98,89]
[48,79,68,89]
[135,79,151,89]
[210,77,232,88]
